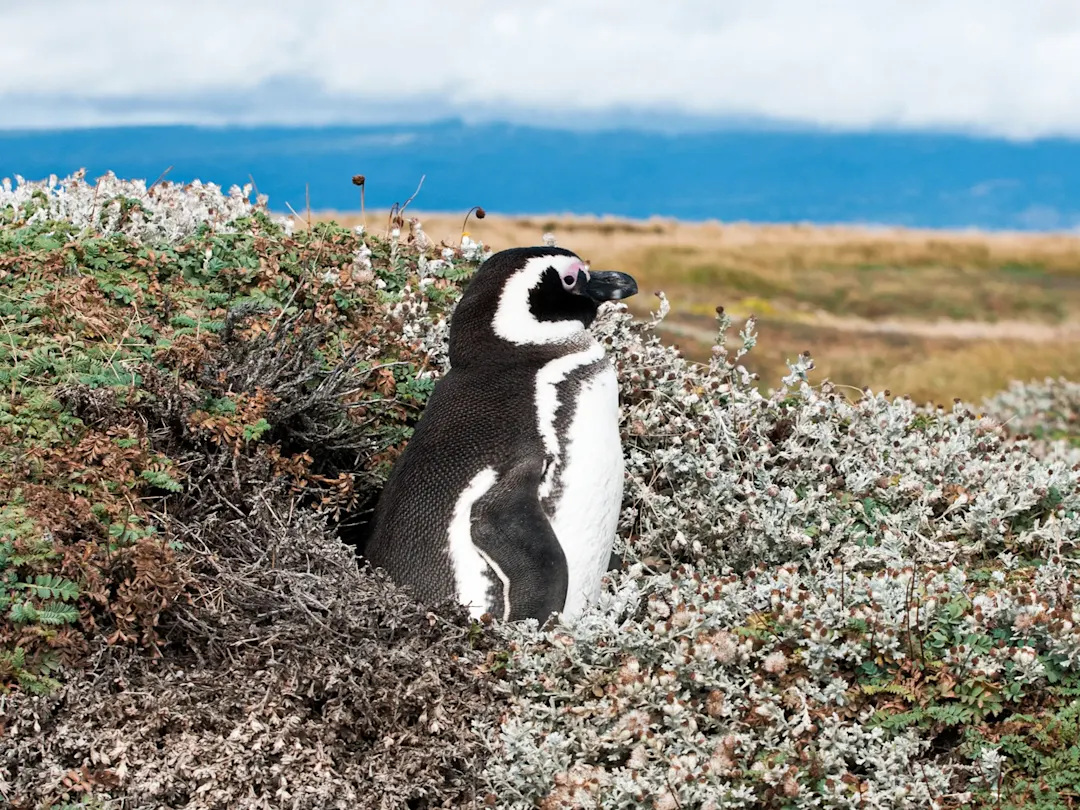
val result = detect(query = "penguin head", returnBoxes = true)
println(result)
[449,246,638,364]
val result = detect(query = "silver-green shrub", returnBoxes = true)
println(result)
[1,169,266,241]
[472,301,1080,809]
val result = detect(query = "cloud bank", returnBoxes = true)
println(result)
[3,0,1080,138]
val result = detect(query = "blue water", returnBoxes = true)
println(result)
[2,120,1079,231]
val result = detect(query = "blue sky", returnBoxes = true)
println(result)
[3,0,1080,139]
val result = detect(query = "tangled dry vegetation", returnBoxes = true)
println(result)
[1,173,1080,809]
[0,172,497,808]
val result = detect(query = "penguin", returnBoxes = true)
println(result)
[364,246,638,624]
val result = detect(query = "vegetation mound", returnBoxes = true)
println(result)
[0,172,496,807]
[2,172,1080,809]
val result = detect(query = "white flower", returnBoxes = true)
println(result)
[763,651,788,675]
[1013,647,1036,666]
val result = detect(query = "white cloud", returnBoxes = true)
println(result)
[3,0,1080,138]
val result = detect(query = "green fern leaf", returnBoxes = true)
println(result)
[8,601,37,623]
[926,704,972,725]
[0,645,27,670]
[19,670,61,695]
[15,573,79,601]
[870,708,926,730]
[243,418,272,442]
[140,468,183,492]
[35,604,79,626]
[35,601,80,625]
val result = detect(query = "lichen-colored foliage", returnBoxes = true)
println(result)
[986,377,1080,448]
[483,306,1080,809]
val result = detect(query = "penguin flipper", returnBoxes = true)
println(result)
[471,458,569,624]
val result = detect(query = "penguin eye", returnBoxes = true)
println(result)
[559,261,588,291]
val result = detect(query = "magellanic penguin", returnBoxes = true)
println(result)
[364,246,638,624]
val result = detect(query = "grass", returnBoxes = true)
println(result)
[320,210,1080,403]
[664,316,1080,405]
[645,248,1076,323]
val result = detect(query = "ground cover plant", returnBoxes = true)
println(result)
[1,172,1080,809]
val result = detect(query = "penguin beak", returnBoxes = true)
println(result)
[580,270,639,302]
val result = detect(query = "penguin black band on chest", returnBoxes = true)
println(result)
[364,246,637,624]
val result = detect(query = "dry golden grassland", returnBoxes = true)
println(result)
[318,209,1080,405]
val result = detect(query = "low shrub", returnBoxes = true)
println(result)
[2,172,1078,809]
[0,172,498,808]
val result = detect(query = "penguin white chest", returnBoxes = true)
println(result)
[545,358,624,621]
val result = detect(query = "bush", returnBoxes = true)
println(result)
[2,172,1079,809]
[486,304,1080,808]
[984,377,1080,448]
[0,172,498,808]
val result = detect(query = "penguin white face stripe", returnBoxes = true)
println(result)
[447,466,500,619]
[492,255,590,346]
[535,341,607,499]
